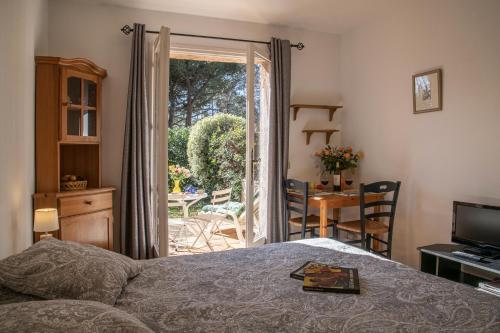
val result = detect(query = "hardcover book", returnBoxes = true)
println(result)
[301,262,360,294]
[290,261,325,280]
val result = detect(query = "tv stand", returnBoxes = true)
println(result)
[418,244,500,287]
[463,246,500,259]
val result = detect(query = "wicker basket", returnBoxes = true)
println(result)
[60,180,87,191]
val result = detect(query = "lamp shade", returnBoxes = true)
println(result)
[34,208,59,233]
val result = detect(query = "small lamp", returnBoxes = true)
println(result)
[34,208,59,239]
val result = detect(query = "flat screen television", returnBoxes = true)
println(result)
[452,201,500,258]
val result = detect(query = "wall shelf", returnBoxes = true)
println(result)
[302,129,340,145]
[291,104,343,121]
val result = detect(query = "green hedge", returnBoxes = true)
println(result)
[187,114,246,200]
[168,127,196,191]
[168,127,190,167]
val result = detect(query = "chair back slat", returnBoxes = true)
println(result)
[363,181,399,193]
[285,195,303,205]
[211,188,232,204]
[359,180,401,259]
[365,212,392,219]
[283,179,309,240]
[364,200,394,208]
[288,206,304,214]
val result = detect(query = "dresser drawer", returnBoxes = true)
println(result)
[59,192,112,217]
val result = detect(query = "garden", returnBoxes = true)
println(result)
[168,114,246,218]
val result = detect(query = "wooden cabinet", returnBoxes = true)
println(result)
[34,57,114,250]
[34,188,115,250]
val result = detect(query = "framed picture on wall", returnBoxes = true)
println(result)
[412,68,442,114]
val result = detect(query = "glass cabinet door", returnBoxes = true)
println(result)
[61,70,100,142]
[83,79,97,137]
[67,107,81,136]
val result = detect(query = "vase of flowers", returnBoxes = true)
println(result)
[168,165,191,193]
[315,145,362,189]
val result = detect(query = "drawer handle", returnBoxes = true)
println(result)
[84,200,93,205]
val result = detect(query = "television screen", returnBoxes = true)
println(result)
[453,201,500,249]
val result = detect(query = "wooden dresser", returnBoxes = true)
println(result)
[34,56,115,250]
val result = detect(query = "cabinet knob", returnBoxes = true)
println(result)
[84,200,93,205]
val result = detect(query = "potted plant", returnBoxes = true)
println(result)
[168,165,191,193]
[315,145,362,190]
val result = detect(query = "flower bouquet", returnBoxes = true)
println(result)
[315,145,362,190]
[168,165,191,193]
[315,145,361,172]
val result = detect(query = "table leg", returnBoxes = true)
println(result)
[332,208,340,239]
[373,205,381,251]
[319,200,329,237]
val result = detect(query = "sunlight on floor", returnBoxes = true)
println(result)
[168,218,245,256]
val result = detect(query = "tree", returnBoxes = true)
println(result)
[169,59,246,128]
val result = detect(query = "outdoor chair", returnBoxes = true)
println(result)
[193,188,241,245]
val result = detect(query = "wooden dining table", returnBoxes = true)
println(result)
[290,189,385,238]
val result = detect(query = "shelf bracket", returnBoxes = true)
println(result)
[305,131,313,145]
[302,129,339,145]
[293,106,300,121]
[325,131,334,144]
[329,108,336,121]
[290,104,343,122]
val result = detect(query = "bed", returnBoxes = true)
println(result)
[1,238,500,332]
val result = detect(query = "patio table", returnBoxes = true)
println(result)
[168,191,208,218]
[168,191,214,251]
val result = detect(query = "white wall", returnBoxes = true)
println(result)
[340,0,500,267]
[47,0,341,248]
[0,0,48,258]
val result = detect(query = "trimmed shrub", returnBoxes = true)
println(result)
[187,114,246,200]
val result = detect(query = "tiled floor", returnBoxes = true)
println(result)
[168,217,245,256]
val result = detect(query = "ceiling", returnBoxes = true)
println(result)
[82,0,399,34]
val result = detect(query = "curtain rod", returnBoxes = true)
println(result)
[120,25,304,50]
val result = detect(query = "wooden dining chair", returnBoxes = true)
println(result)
[284,179,335,240]
[335,181,401,258]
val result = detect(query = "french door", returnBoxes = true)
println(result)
[153,40,270,254]
[245,44,270,247]
[152,27,170,257]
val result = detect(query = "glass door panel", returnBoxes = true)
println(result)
[83,79,97,107]
[83,109,97,136]
[67,77,81,105]
[245,44,271,247]
[254,50,270,244]
[67,108,81,136]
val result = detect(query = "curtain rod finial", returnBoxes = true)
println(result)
[296,42,304,50]
[121,25,133,35]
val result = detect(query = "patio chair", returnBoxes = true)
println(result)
[193,188,246,244]
[189,188,234,244]
[202,190,262,245]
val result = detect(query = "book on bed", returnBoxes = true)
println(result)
[291,261,360,294]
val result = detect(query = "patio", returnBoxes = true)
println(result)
[168,217,245,256]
